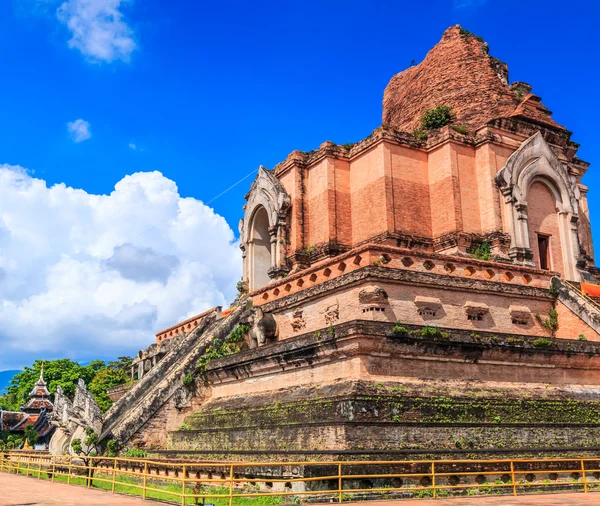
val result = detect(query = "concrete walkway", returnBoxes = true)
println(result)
[1,472,599,505]
[0,472,147,505]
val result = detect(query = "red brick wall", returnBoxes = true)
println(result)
[527,181,564,275]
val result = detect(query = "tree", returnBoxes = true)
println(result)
[88,367,130,412]
[23,425,38,446]
[71,427,101,487]
[0,357,132,413]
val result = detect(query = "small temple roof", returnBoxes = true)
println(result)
[382,25,565,133]
[21,366,53,413]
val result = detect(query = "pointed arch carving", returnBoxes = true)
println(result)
[239,166,291,291]
[495,132,583,280]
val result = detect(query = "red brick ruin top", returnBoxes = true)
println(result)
[382,25,564,132]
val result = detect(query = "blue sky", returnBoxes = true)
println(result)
[0,0,598,370]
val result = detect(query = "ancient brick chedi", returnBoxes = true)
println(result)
[76,26,600,461]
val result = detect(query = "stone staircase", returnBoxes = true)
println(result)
[100,305,246,444]
[554,277,600,335]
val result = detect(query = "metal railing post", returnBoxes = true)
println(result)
[87,457,93,488]
[67,456,72,485]
[143,461,148,500]
[229,464,234,506]
[510,460,517,496]
[338,463,343,503]
[112,459,117,494]
[581,459,588,493]
[432,461,436,498]
[26,455,31,477]
[51,456,56,482]
[181,464,186,506]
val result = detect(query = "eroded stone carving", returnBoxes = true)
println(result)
[49,379,102,455]
[359,287,389,305]
[323,303,340,326]
[290,308,306,332]
[248,307,278,348]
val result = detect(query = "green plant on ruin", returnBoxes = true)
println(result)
[535,308,559,337]
[391,322,409,336]
[420,105,455,130]
[124,447,147,458]
[548,280,560,297]
[468,242,492,261]
[417,326,450,340]
[328,323,335,338]
[244,298,253,310]
[178,423,192,431]
[106,439,119,457]
[341,142,355,150]
[305,244,316,255]
[413,127,428,141]
[451,124,469,135]
[182,372,194,390]
[459,27,484,42]
[579,334,587,341]
[197,324,249,371]
[236,279,247,298]
[532,337,554,348]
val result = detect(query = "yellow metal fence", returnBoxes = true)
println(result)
[2,452,600,504]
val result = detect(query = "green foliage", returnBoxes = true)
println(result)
[413,127,428,141]
[451,124,469,135]
[391,323,449,340]
[532,337,554,348]
[23,425,38,445]
[579,334,587,341]
[548,280,560,297]
[0,357,132,413]
[420,105,455,130]
[182,373,194,389]
[341,142,355,150]
[124,447,147,458]
[236,279,247,297]
[469,242,492,261]
[197,324,249,371]
[535,309,559,337]
[0,432,23,450]
[305,244,316,255]
[71,438,83,455]
[459,27,484,42]
[106,439,119,457]
[391,323,408,336]
[88,366,130,413]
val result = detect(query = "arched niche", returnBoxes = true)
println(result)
[239,167,291,291]
[249,206,272,291]
[496,132,582,280]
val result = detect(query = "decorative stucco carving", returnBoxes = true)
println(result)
[49,379,103,455]
[291,308,306,332]
[358,287,389,305]
[239,167,291,291]
[322,303,340,326]
[495,132,583,280]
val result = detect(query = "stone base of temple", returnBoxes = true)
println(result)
[131,320,600,461]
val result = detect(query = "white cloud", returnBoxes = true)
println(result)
[0,165,241,370]
[57,0,136,63]
[67,118,92,142]
[128,142,137,150]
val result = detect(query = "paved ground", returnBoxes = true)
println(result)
[0,472,147,505]
[1,473,600,505]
